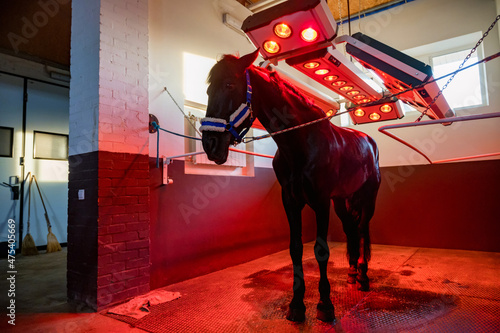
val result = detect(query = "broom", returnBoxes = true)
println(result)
[33,175,61,253]
[21,174,38,256]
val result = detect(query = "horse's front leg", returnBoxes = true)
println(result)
[313,201,335,322]
[282,189,306,322]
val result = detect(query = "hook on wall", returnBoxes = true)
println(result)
[149,114,160,134]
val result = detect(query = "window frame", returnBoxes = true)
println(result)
[0,126,14,158]
[182,53,256,176]
[33,130,69,160]
[403,31,488,112]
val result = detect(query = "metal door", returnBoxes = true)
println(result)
[0,73,69,253]
[23,79,69,247]
[0,73,24,251]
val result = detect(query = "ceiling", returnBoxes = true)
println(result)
[0,0,407,69]
[0,0,71,68]
[242,0,404,21]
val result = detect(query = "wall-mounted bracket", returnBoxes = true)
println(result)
[162,156,174,185]
[149,114,159,133]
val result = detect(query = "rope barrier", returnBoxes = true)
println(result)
[152,121,202,168]
[151,121,276,168]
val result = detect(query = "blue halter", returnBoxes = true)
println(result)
[200,70,254,143]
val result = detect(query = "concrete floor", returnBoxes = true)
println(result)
[1,242,499,332]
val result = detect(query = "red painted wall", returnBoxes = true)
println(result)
[330,159,500,253]
[149,159,317,289]
[150,159,500,289]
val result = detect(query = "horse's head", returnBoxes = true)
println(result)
[201,49,260,164]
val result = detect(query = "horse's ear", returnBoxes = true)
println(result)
[239,48,260,71]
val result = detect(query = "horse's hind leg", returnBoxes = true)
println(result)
[282,189,306,322]
[356,186,377,291]
[334,177,378,292]
[333,198,360,285]
[312,201,335,322]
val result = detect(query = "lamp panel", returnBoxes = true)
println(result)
[349,99,405,124]
[338,33,455,120]
[286,47,383,104]
[242,0,336,62]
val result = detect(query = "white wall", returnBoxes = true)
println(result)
[70,0,149,157]
[69,0,100,155]
[149,0,500,168]
[148,0,255,159]
[497,0,500,43]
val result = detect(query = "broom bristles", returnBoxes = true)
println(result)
[46,227,62,253]
[21,233,39,256]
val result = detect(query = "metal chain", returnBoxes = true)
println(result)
[242,50,499,143]
[415,14,500,122]
[358,0,362,32]
[240,15,500,144]
[338,0,344,37]
[356,51,500,111]
[242,110,352,143]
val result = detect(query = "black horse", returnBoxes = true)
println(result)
[201,50,381,323]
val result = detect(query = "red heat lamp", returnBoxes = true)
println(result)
[285,47,383,104]
[348,98,405,125]
[336,33,455,122]
[242,0,337,63]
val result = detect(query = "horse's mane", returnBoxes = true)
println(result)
[208,54,325,116]
[273,72,316,109]
[207,54,241,85]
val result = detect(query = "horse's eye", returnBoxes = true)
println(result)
[225,83,235,90]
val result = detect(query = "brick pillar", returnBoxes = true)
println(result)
[68,0,150,311]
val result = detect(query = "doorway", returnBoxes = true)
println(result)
[0,72,69,256]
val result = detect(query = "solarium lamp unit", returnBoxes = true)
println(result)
[336,33,455,122]
[348,98,405,124]
[286,47,383,104]
[242,0,337,63]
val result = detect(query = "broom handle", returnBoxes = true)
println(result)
[32,175,52,229]
[27,172,32,233]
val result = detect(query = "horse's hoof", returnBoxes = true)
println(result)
[347,266,357,284]
[357,264,369,291]
[316,300,335,322]
[286,308,306,322]
[357,278,370,291]
[347,274,357,284]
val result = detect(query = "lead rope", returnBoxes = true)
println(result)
[415,14,500,122]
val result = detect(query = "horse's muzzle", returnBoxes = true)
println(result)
[202,132,231,165]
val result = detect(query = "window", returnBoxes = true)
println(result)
[182,52,255,176]
[431,50,486,109]
[0,127,14,157]
[183,52,216,106]
[403,32,488,112]
[33,131,68,160]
